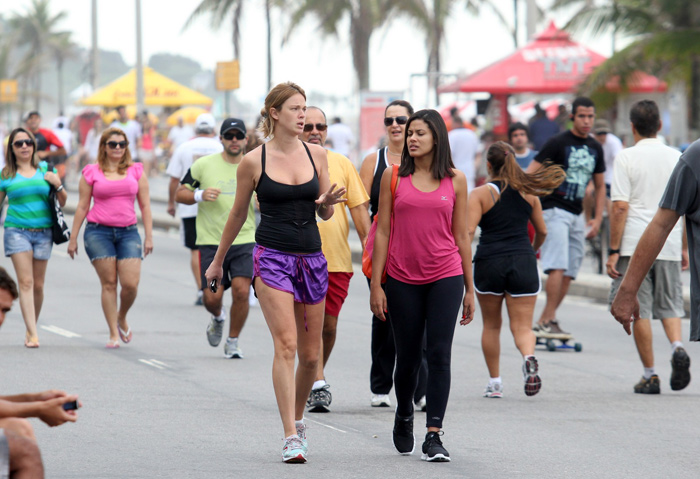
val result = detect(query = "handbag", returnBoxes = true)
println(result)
[362,164,399,283]
[39,162,71,244]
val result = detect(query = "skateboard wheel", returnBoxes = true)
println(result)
[546,339,556,352]
[574,343,582,352]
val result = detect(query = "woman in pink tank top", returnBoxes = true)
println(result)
[370,109,474,462]
[67,127,153,349]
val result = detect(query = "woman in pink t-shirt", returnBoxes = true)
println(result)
[67,127,153,348]
[370,109,475,462]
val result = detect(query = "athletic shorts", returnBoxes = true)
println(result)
[84,223,142,261]
[253,245,328,304]
[474,254,541,297]
[609,257,684,320]
[181,217,198,250]
[325,272,353,316]
[3,227,52,260]
[539,207,585,278]
[199,243,254,291]
[0,430,8,479]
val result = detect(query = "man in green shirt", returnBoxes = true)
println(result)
[175,118,256,358]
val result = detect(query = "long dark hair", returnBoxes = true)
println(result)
[487,141,565,196]
[399,109,455,180]
[2,128,39,180]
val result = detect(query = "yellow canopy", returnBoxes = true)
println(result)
[78,67,213,107]
[167,106,210,126]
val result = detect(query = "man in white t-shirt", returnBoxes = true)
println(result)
[607,100,690,395]
[448,117,479,192]
[326,117,355,159]
[167,116,195,151]
[166,113,223,305]
[110,106,142,160]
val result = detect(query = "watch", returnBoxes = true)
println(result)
[608,248,620,255]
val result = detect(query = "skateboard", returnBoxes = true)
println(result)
[534,330,583,352]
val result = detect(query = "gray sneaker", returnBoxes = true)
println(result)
[483,382,503,398]
[206,317,224,347]
[296,422,308,455]
[224,337,243,358]
[307,384,332,413]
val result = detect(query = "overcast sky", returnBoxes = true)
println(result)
[9,0,622,110]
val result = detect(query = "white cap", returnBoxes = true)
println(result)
[195,113,216,132]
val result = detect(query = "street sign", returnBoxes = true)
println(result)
[216,61,240,91]
[0,79,18,103]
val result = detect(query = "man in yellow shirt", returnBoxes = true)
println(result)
[300,107,371,412]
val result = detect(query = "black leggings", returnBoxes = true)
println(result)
[386,274,464,429]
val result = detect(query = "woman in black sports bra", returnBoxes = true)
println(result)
[205,82,346,463]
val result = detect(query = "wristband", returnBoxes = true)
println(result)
[608,248,620,256]
[56,185,64,192]
[194,189,204,203]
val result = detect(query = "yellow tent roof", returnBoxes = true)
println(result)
[78,67,213,107]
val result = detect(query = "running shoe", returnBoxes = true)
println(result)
[421,431,450,462]
[282,435,306,463]
[307,384,332,413]
[296,422,308,455]
[223,337,243,359]
[523,356,542,396]
[195,290,203,306]
[533,322,550,334]
[670,347,691,391]
[392,414,415,455]
[634,375,660,394]
[483,382,503,398]
[206,317,224,347]
[415,396,427,412]
[371,394,391,407]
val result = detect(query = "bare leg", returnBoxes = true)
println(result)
[477,293,504,378]
[0,418,36,441]
[228,276,251,338]
[661,317,682,344]
[190,249,201,291]
[116,258,142,333]
[539,270,571,324]
[5,429,44,479]
[92,258,119,342]
[633,318,654,368]
[202,285,224,317]
[316,313,338,381]
[294,301,324,421]
[505,294,537,357]
[10,252,39,340]
[31,259,48,323]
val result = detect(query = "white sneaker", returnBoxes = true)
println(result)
[371,393,391,407]
[483,382,503,398]
[224,337,243,358]
[415,396,427,411]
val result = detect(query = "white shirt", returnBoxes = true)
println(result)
[110,120,142,159]
[448,127,479,189]
[326,123,355,158]
[166,136,223,218]
[602,132,623,185]
[53,127,74,155]
[167,125,195,149]
[611,138,683,260]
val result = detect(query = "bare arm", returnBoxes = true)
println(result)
[136,173,153,256]
[359,153,376,197]
[167,176,179,217]
[611,207,681,334]
[466,186,484,243]
[587,172,606,238]
[67,176,93,259]
[528,195,547,252]
[369,168,395,321]
[606,200,629,279]
[349,202,371,248]
[311,144,346,220]
[451,171,474,325]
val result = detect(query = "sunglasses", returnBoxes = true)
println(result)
[106,141,128,149]
[384,116,408,127]
[222,131,246,141]
[13,139,34,148]
[303,123,327,132]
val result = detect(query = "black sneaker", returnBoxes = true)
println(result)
[633,375,660,394]
[670,347,691,391]
[392,414,414,455]
[307,384,332,413]
[421,431,451,462]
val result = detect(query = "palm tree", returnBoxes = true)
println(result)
[553,0,700,131]
[8,0,71,111]
[48,32,77,114]
[285,0,404,91]
[184,0,278,91]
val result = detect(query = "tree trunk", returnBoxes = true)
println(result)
[351,2,371,91]
[266,0,272,91]
[57,57,64,114]
[691,56,700,136]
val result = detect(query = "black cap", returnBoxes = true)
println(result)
[220,118,246,136]
[24,111,40,121]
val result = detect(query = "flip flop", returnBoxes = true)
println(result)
[24,334,40,349]
[106,340,120,349]
[118,326,132,344]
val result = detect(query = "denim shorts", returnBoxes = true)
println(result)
[3,227,53,260]
[539,207,585,278]
[84,222,142,261]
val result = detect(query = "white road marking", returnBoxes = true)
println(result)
[139,359,167,370]
[149,359,169,367]
[40,325,82,338]
[305,417,347,433]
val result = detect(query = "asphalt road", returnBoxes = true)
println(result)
[1,224,699,478]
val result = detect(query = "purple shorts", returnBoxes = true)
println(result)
[253,245,328,304]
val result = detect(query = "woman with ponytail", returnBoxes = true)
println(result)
[467,141,565,398]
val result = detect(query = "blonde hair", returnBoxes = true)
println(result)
[97,127,133,174]
[258,82,306,138]
[487,141,565,196]
[2,128,39,180]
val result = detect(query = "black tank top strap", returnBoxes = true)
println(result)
[301,141,317,175]
[261,143,267,173]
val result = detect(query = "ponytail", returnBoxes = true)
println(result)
[487,141,565,196]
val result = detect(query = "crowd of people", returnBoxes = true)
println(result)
[1,86,698,471]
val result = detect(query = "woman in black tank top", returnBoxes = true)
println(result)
[204,82,347,463]
[467,141,565,399]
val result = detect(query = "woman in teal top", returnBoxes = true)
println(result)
[0,128,67,348]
